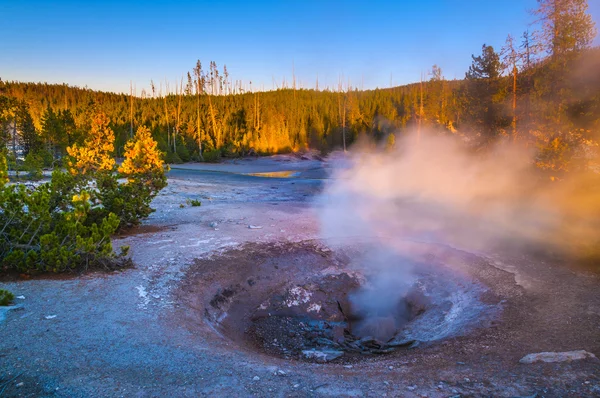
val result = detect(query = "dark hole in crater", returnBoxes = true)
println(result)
[239,273,429,363]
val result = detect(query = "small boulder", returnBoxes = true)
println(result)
[519,350,597,364]
[302,349,344,363]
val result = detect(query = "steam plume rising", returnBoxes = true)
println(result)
[318,132,599,339]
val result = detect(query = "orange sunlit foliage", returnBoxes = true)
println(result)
[119,126,164,180]
[66,113,115,175]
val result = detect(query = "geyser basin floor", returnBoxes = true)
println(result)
[1,159,599,397]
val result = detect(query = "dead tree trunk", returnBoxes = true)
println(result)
[129,81,134,138]
[512,64,518,142]
[418,72,424,143]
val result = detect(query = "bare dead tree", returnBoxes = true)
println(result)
[129,81,134,138]
[174,77,184,153]
[418,72,424,143]
[193,60,204,160]
[162,80,171,150]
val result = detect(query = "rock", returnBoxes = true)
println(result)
[314,337,337,347]
[209,222,218,228]
[358,336,381,346]
[387,337,417,348]
[519,350,597,364]
[252,376,260,381]
[276,370,286,376]
[302,349,344,363]
[332,325,345,344]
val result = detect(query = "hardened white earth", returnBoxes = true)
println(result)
[0,154,599,397]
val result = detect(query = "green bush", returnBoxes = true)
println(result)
[24,151,44,179]
[176,143,191,162]
[0,118,167,274]
[186,198,202,207]
[203,148,221,163]
[0,172,126,273]
[166,151,183,164]
[189,151,202,162]
[95,170,166,228]
[0,289,14,306]
[222,141,240,158]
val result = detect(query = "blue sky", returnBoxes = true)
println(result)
[1,0,599,93]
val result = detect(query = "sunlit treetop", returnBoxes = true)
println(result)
[66,112,115,176]
[119,125,165,180]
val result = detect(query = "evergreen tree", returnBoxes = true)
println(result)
[533,0,597,56]
[41,106,61,157]
[16,102,41,156]
[465,44,507,140]
[66,112,115,176]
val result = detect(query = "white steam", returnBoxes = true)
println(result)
[317,132,599,340]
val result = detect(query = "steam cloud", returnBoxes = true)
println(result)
[317,132,599,340]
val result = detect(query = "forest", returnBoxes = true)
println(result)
[0,0,599,178]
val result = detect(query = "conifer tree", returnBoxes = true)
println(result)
[533,0,597,56]
[66,112,115,176]
[465,44,506,140]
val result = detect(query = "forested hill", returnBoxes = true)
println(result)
[1,46,600,172]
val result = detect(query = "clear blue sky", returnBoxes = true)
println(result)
[1,0,599,94]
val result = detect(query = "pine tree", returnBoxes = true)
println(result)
[66,112,115,176]
[533,0,597,56]
[17,102,41,156]
[465,44,506,140]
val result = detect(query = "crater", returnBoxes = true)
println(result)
[177,241,501,363]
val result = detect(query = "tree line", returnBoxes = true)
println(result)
[0,0,598,176]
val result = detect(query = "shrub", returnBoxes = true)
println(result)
[165,151,183,164]
[102,126,168,228]
[203,148,221,163]
[176,143,191,162]
[0,116,166,274]
[0,149,8,185]
[222,141,240,158]
[0,176,126,273]
[187,198,202,207]
[0,289,14,306]
[24,151,44,180]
